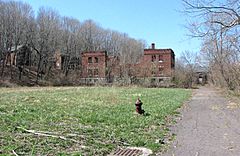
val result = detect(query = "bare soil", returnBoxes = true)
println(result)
[163,86,240,156]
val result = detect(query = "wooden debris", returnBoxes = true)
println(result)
[16,126,86,148]
[12,150,19,156]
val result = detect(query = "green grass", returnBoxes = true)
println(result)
[0,86,191,155]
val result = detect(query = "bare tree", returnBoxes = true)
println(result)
[0,1,5,73]
[174,51,199,88]
[0,1,13,77]
[183,0,240,91]
[201,26,240,89]
[0,1,34,78]
[60,16,81,76]
[79,20,104,51]
[31,7,60,82]
[0,0,146,85]
[10,1,34,79]
[183,0,240,36]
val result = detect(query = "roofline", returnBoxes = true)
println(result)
[81,50,107,54]
[144,48,174,51]
[144,48,175,55]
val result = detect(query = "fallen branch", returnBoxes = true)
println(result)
[12,150,19,156]
[16,126,86,147]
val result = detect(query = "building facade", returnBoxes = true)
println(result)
[81,51,107,83]
[79,43,175,85]
[136,43,175,84]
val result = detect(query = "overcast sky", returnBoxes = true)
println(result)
[21,0,201,57]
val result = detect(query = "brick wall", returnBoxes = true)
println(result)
[81,51,107,78]
[62,43,175,82]
[136,46,175,78]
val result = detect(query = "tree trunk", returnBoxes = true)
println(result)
[10,54,13,79]
[36,55,42,83]
[18,66,23,80]
[1,53,7,78]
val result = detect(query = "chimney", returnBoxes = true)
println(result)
[151,43,155,49]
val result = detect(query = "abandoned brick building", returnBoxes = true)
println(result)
[4,43,175,85]
[5,45,33,67]
[136,43,175,84]
[80,43,175,85]
[80,51,108,83]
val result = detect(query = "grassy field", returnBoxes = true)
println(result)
[0,87,191,155]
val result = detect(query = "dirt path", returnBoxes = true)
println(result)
[163,86,240,156]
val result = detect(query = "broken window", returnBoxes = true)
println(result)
[152,55,156,62]
[88,57,92,63]
[159,67,164,75]
[151,70,156,75]
[151,78,156,83]
[159,78,164,83]
[159,55,163,62]
[94,69,99,76]
[88,69,93,77]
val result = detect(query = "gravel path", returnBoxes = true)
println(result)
[163,86,240,156]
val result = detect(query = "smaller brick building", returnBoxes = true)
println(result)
[142,43,174,76]
[5,45,32,67]
[81,51,107,83]
[125,43,175,86]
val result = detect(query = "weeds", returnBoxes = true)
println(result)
[0,87,191,155]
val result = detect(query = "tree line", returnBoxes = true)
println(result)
[179,0,240,91]
[0,0,145,83]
